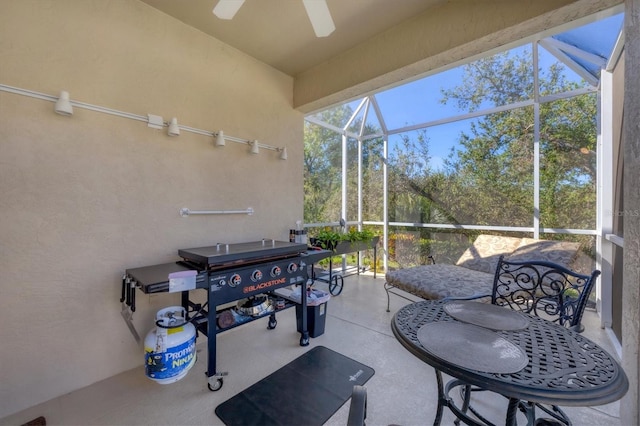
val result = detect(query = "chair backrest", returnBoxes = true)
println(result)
[491,255,600,332]
[347,385,367,426]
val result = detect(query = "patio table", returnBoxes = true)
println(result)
[391,300,628,426]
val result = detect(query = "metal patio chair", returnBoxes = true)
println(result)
[448,255,601,425]
[347,385,367,426]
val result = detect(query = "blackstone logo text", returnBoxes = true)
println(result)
[243,277,287,293]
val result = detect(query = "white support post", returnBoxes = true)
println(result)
[598,69,614,328]
[533,42,541,239]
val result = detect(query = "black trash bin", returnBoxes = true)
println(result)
[296,301,328,338]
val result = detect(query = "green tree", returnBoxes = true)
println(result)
[304,118,343,224]
[304,104,385,225]
[304,46,598,267]
[386,48,597,264]
[439,49,597,230]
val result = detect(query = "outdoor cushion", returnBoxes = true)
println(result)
[385,264,495,300]
[384,235,583,310]
[508,238,580,267]
[455,235,523,274]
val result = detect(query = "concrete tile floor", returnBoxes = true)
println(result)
[1,274,624,426]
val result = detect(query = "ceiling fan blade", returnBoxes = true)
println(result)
[302,0,335,37]
[212,0,245,20]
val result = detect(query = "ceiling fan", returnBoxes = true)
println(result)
[212,0,335,37]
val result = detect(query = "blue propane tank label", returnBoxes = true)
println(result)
[145,336,196,380]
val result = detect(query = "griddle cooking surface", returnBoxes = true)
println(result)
[178,240,307,267]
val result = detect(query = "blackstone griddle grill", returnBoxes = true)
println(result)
[121,240,331,391]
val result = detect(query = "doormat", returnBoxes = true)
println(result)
[215,346,375,426]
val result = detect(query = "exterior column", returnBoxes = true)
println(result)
[621,1,640,425]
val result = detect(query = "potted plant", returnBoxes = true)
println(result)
[311,228,379,254]
[310,228,342,251]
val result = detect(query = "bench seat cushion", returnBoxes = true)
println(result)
[455,235,523,274]
[508,238,580,267]
[385,264,495,300]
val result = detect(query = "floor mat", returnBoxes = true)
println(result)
[215,346,375,426]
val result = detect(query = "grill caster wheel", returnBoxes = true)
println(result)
[268,318,277,329]
[208,378,223,392]
[329,275,344,296]
[300,336,309,346]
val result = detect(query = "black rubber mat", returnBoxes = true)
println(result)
[215,346,375,426]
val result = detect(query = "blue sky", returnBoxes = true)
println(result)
[322,13,623,172]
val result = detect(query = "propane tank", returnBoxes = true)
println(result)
[144,306,196,384]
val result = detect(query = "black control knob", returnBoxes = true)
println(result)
[287,263,298,273]
[229,274,241,287]
[270,266,282,277]
[251,269,263,282]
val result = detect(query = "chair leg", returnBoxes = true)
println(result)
[439,381,571,426]
[433,370,444,426]
[454,384,472,426]
[518,401,572,426]
[533,404,571,426]
[518,400,537,425]
[506,398,520,426]
[442,377,494,425]
[385,283,391,312]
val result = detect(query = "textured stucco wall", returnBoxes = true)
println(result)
[0,0,302,417]
[622,0,640,424]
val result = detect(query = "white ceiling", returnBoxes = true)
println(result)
[139,0,445,76]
